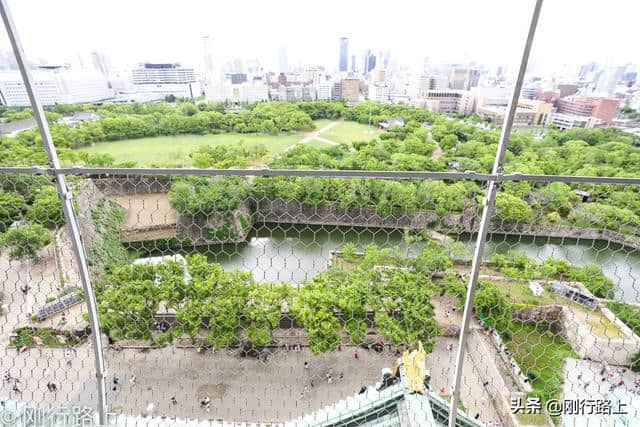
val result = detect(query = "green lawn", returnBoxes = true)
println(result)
[76,133,303,167]
[504,322,577,405]
[313,119,334,129]
[74,119,382,167]
[321,120,382,145]
[305,139,336,149]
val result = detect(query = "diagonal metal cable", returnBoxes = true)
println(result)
[447,0,545,425]
[0,0,109,424]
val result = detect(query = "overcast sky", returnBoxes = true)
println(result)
[0,0,638,75]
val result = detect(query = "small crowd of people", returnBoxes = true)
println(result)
[300,365,346,398]
[4,371,22,394]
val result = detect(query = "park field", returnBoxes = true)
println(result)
[74,119,383,167]
[321,120,382,145]
[76,133,303,167]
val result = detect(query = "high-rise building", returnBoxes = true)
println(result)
[363,50,376,74]
[351,55,356,72]
[339,37,349,72]
[278,47,288,75]
[340,77,360,102]
[202,36,215,84]
[449,68,480,90]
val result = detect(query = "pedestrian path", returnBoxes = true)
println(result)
[296,121,339,146]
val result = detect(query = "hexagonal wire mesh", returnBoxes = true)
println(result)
[0,172,99,418]
[79,172,486,423]
[2,168,640,426]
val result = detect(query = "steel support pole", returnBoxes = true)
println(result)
[447,1,544,426]
[0,1,109,424]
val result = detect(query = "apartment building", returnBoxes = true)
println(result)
[556,96,619,123]
[413,89,475,115]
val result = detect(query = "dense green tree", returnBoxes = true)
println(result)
[533,182,580,216]
[0,190,26,232]
[169,176,250,219]
[0,223,51,260]
[473,281,512,330]
[494,193,534,224]
[26,186,64,228]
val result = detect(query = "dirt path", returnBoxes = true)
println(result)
[428,132,443,159]
[296,121,339,146]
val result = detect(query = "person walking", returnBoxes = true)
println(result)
[171,396,177,405]
[64,347,74,367]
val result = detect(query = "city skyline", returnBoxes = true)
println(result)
[0,0,638,76]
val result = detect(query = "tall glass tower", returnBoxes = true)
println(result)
[339,37,349,72]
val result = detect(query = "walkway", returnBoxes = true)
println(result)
[296,121,339,146]
[428,131,443,159]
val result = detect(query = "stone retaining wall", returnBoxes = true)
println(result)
[492,223,640,251]
[175,203,252,244]
[93,176,172,195]
[74,180,104,258]
[90,179,640,252]
[256,198,467,230]
[512,305,566,335]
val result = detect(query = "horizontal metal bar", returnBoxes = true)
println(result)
[1,166,640,186]
[50,167,496,180]
[497,173,640,185]
[0,166,48,174]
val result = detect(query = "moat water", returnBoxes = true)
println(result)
[146,224,640,303]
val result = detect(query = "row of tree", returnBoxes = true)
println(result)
[95,245,446,353]
[488,250,616,298]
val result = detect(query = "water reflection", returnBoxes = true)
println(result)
[172,225,640,303]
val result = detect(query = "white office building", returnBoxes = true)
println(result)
[316,82,332,100]
[550,113,599,130]
[368,82,390,102]
[412,90,475,115]
[131,63,199,98]
[205,81,268,104]
[0,67,114,106]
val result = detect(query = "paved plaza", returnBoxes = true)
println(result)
[1,236,509,424]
